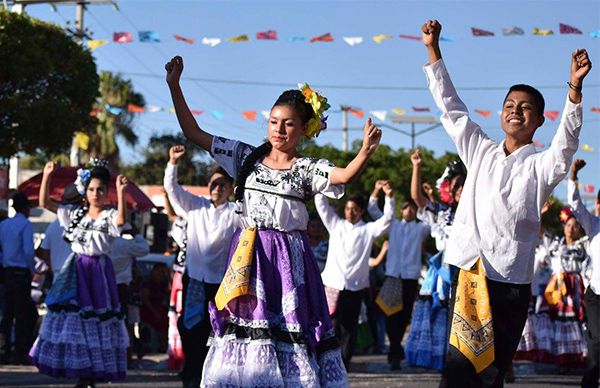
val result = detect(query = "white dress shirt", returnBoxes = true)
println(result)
[368,197,430,279]
[41,219,73,274]
[0,212,35,273]
[568,179,600,294]
[109,235,150,285]
[164,163,239,284]
[318,194,394,291]
[425,59,582,284]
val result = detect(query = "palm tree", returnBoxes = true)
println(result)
[84,71,145,168]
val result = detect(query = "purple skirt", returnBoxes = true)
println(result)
[203,229,347,387]
[30,253,128,381]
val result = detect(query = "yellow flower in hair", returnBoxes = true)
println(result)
[298,83,330,138]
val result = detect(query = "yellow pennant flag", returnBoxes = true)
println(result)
[74,132,90,150]
[582,144,594,152]
[87,39,108,51]
[392,108,406,116]
[227,34,250,42]
[168,108,175,114]
[532,28,554,36]
[373,34,392,44]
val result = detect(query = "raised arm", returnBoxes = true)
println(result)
[39,162,59,213]
[410,149,427,210]
[568,160,600,237]
[369,183,395,238]
[422,19,442,65]
[369,240,389,268]
[162,188,179,222]
[165,56,213,152]
[115,175,128,227]
[164,145,206,213]
[367,180,387,220]
[314,193,342,233]
[330,118,381,185]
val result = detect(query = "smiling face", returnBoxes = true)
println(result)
[86,178,108,207]
[501,90,545,145]
[268,105,307,153]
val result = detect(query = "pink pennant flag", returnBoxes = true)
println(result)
[533,140,545,148]
[310,33,334,43]
[113,32,133,43]
[544,111,560,121]
[584,184,596,193]
[592,107,600,114]
[348,108,364,118]
[242,111,257,121]
[399,34,421,41]
[256,30,278,40]
[475,109,491,118]
[559,23,583,34]
[471,27,494,37]
[412,106,430,112]
[191,110,203,116]
[174,34,194,44]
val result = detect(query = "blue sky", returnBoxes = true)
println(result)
[24,0,600,201]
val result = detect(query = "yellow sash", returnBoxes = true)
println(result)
[544,272,566,306]
[375,276,404,316]
[214,227,257,311]
[449,258,495,373]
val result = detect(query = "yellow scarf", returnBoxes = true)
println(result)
[449,258,495,373]
[214,227,257,311]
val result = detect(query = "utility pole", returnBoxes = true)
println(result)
[340,105,349,152]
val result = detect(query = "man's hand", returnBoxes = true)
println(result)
[361,118,382,156]
[421,19,442,48]
[43,161,56,177]
[165,56,184,86]
[382,181,393,197]
[169,145,186,164]
[411,149,423,167]
[571,49,592,86]
[116,175,129,194]
[570,159,586,181]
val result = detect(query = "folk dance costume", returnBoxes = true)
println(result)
[167,217,187,371]
[569,179,600,387]
[367,197,430,367]
[425,58,583,386]
[203,136,348,387]
[163,163,239,386]
[405,200,456,371]
[30,206,129,381]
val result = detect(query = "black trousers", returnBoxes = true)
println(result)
[583,288,600,388]
[0,267,33,357]
[386,278,419,362]
[178,272,219,382]
[331,289,365,368]
[441,270,530,388]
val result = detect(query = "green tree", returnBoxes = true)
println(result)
[86,71,145,167]
[0,10,98,160]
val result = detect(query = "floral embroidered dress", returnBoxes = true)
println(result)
[201,137,348,387]
[30,205,128,381]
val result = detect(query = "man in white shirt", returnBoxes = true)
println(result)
[317,188,394,369]
[0,192,35,364]
[421,19,591,386]
[569,159,600,388]
[368,181,430,370]
[164,145,238,388]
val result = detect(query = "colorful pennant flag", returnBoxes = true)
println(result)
[370,111,387,121]
[343,37,363,46]
[147,105,163,113]
[471,27,494,37]
[87,39,108,51]
[89,108,100,116]
[202,37,221,47]
[585,184,596,193]
[348,108,364,118]
[261,110,270,120]
[127,104,145,113]
[591,30,600,38]
[532,28,554,36]
[288,36,307,42]
[211,110,224,120]
[310,33,334,43]
[168,108,175,114]
[227,34,250,42]
[591,107,600,114]
[242,111,257,121]
[502,27,524,36]
[174,34,194,44]
[256,30,277,40]
[373,34,392,44]
[544,111,560,121]
[191,110,203,116]
[139,31,160,42]
[399,34,421,41]
[74,132,90,151]
[582,144,594,152]
[113,32,133,43]
[533,140,545,148]
[475,109,491,118]
[440,35,455,42]
[105,104,123,115]
[559,23,582,34]
[392,108,406,116]
[412,106,430,112]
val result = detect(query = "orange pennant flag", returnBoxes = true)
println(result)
[174,34,194,44]
[242,111,257,121]
[474,109,491,118]
[348,108,364,118]
[544,111,559,121]
[127,104,145,113]
[310,33,334,43]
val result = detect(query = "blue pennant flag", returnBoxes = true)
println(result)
[139,31,160,42]
[104,103,123,115]
[211,110,224,120]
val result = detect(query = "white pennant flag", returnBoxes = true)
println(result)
[343,36,363,46]
[202,37,221,47]
[261,110,270,120]
[147,105,164,113]
[370,110,387,121]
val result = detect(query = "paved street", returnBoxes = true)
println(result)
[0,354,584,387]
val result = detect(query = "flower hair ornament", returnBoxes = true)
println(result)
[559,206,574,223]
[436,160,466,205]
[298,83,330,138]
[74,158,109,195]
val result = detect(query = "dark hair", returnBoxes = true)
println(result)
[402,198,417,210]
[212,166,233,185]
[87,166,110,189]
[10,192,30,213]
[504,84,545,116]
[346,194,366,211]
[272,89,313,124]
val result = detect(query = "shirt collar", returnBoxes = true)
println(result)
[498,139,537,163]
